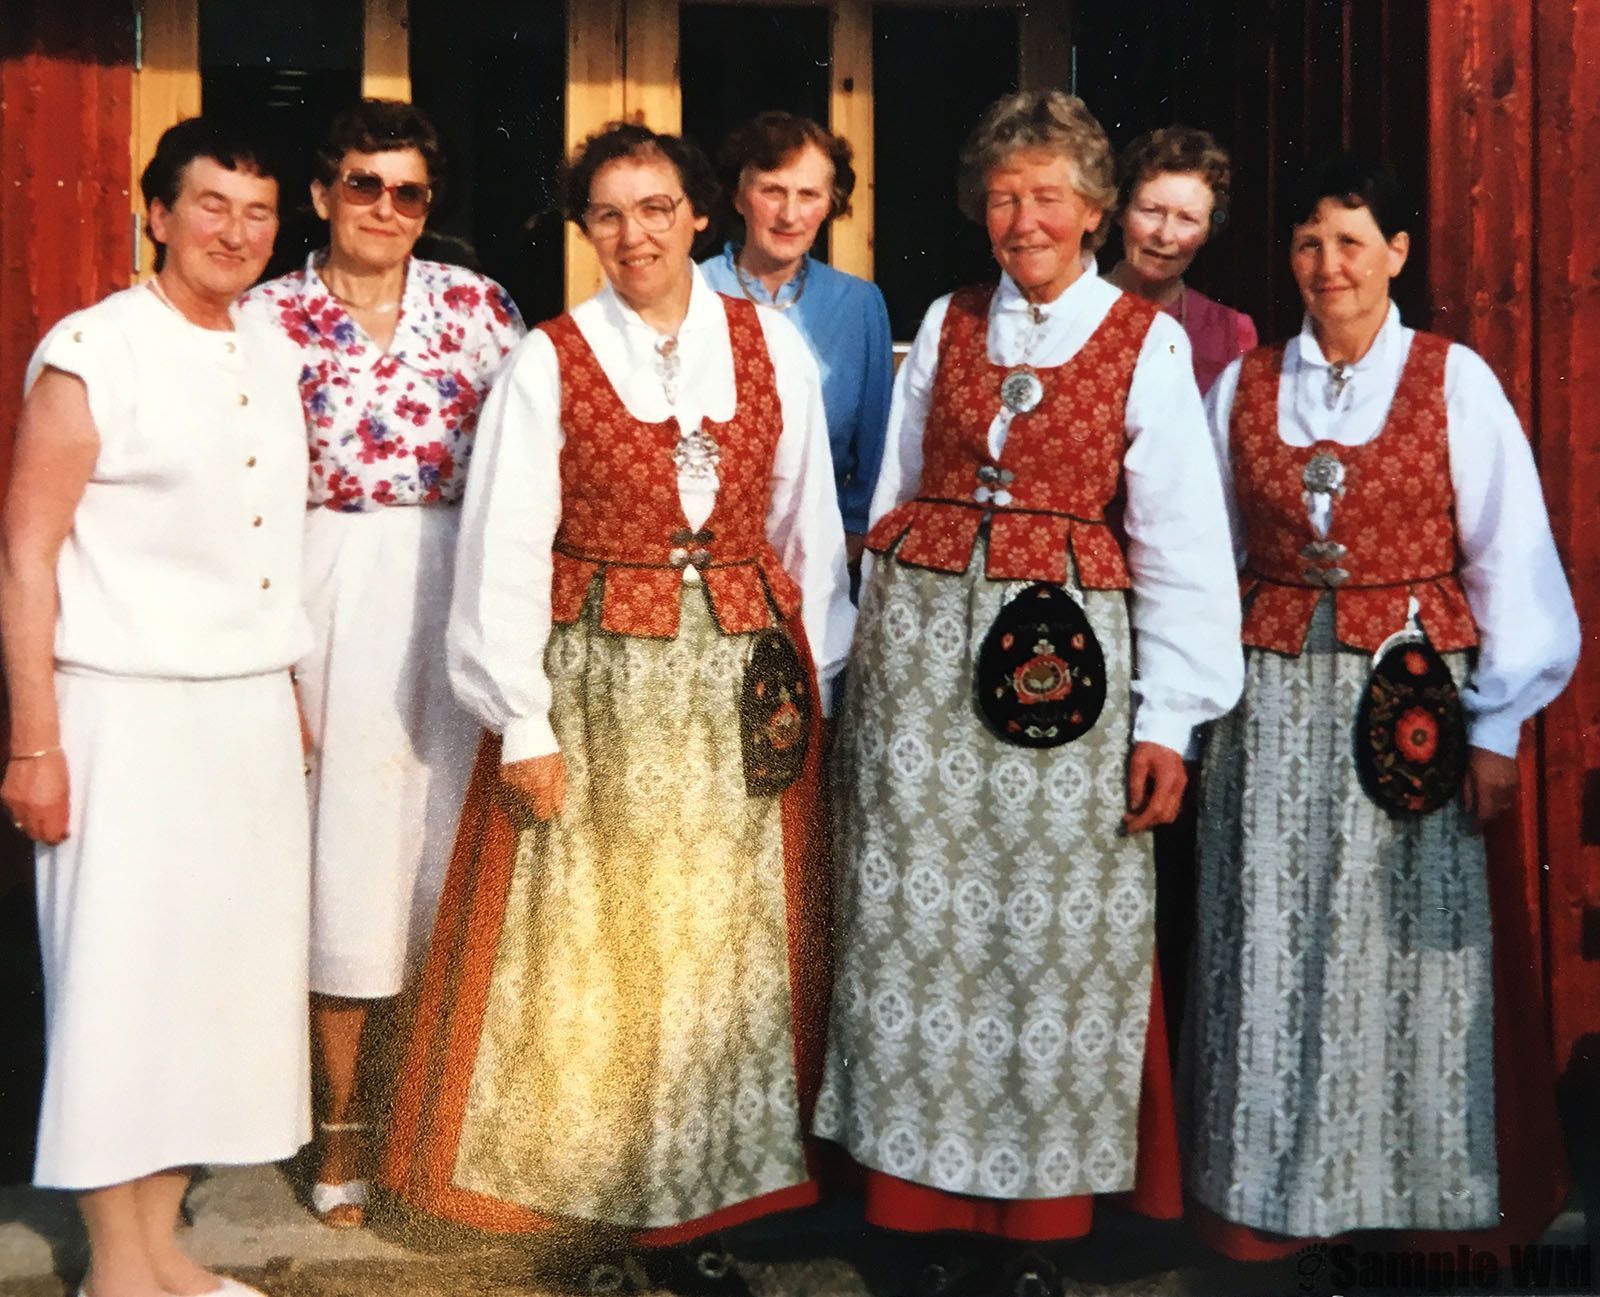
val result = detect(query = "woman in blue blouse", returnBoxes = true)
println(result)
[701,112,893,561]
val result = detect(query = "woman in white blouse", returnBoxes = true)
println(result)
[811,90,1243,1297]
[240,100,524,1230]
[1184,155,1580,1253]
[1,119,310,1297]
[379,122,852,1294]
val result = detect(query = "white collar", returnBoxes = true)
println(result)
[992,266,1105,326]
[597,262,720,341]
[1296,300,1402,371]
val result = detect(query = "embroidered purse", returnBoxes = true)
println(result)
[739,628,812,796]
[1354,622,1469,816]
[974,582,1107,748]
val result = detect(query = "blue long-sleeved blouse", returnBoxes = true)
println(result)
[701,242,893,535]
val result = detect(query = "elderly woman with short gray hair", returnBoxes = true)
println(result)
[812,89,1243,1297]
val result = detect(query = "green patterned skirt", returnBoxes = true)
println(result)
[383,585,825,1234]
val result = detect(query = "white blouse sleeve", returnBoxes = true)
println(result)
[859,296,947,592]
[447,329,566,763]
[1121,314,1246,752]
[1202,355,1248,565]
[758,310,855,701]
[866,295,948,528]
[1444,344,1581,756]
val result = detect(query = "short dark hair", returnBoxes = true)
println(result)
[562,122,721,251]
[313,99,447,199]
[139,116,280,269]
[1117,125,1234,226]
[1284,153,1410,239]
[717,111,856,222]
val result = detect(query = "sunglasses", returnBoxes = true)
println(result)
[338,171,432,219]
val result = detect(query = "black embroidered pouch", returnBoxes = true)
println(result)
[974,582,1107,748]
[740,628,812,796]
[1354,633,1468,816]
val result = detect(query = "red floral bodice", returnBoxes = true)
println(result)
[865,284,1157,589]
[540,295,800,638]
[1230,331,1478,655]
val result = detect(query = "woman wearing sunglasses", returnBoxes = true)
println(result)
[380,121,851,1294]
[240,99,524,1230]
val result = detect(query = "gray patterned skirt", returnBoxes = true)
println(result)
[813,548,1155,1199]
[1184,600,1497,1235]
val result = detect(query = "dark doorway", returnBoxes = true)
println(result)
[408,0,567,326]
[199,0,364,282]
[872,7,1020,340]
[680,4,833,259]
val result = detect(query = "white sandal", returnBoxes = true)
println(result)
[312,1120,370,1228]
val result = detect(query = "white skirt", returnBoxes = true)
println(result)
[34,668,311,1190]
[299,505,478,998]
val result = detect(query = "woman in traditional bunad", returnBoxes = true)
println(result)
[811,90,1244,1297]
[1183,155,1581,1260]
[239,100,524,1230]
[380,122,853,1295]
[700,111,894,571]
[1104,125,1257,396]
[1,119,312,1297]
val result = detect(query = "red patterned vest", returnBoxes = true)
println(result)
[865,284,1156,587]
[1231,331,1478,655]
[539,295,801,638]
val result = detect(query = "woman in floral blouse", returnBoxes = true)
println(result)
[240,99,524,1229]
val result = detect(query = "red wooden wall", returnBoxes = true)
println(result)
[0,2,134,889]
[1430,0,1600,1077]
[0,2,135,472]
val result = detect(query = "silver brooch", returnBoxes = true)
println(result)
[672,423,721,481]
[1302,451,1346,496]
[1324,361,1353,410]
[1000,367,1044,415]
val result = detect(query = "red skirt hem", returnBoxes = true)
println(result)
[817,957,1182,1242]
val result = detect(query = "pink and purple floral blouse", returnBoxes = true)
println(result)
[241,255,525,511]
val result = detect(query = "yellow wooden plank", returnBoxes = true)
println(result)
[565,0,626,306]
[829,0,873,280]
[623,0,682,133]
[362,0,412,101]
[131,0,201,278]
[1019,0,1073,92]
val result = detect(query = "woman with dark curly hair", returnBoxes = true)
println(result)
[701,112,893,562]
[1104,125,1256,393]
[381,121,852,1295]
[239,98,525,1229]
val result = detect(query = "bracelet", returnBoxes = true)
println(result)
[9,745,62,761]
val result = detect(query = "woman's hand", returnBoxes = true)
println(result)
[1462,747,1518,829]
[2,750,69,844]
[501,753,567,821]
[1123,741,1187,834]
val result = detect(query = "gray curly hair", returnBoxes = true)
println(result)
[957,90,1117,250]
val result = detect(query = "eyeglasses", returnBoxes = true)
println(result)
[339,171,432,219]
[583,193,687,239]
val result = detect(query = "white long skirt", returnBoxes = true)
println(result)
[298,505,478,998]
[34,668,311,1191]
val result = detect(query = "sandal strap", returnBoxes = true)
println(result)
[311,1179,369,1213]
[318,1120,372,1133]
